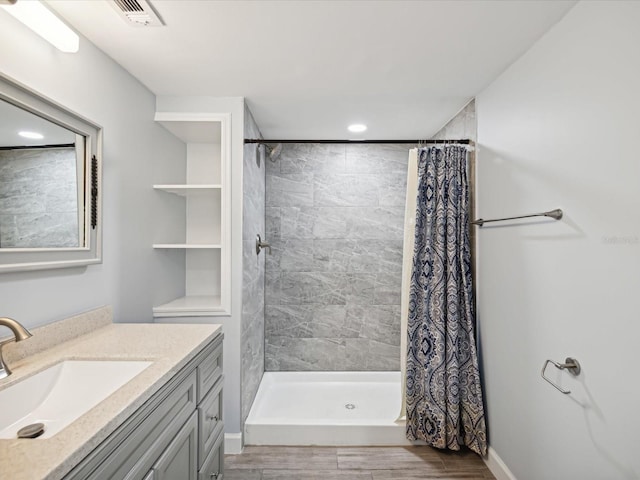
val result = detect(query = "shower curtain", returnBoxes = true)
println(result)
[405,145,487,456]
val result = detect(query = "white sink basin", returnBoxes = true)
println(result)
[0,360,152,439]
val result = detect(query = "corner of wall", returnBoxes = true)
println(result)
[484,447,518,480]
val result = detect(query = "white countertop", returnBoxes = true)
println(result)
[0,309,222,480]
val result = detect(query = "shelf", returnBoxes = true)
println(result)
[154,113,223,143]
[154,185,222,196]
[153,295,226,317]
[153,111,231,319]
[153,244,222,249]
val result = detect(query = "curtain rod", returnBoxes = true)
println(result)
[244,139,472,145]
[0,143,75,151]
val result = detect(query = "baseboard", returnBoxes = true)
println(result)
[224,433,243,454]
[484,446,517,480]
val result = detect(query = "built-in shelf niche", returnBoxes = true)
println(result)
[153,112,231,317]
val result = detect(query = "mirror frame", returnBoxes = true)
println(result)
[0,73,102,272]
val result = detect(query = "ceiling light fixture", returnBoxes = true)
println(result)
[18,131,44,140]
[1,0,80,53]
[348,124,367,133]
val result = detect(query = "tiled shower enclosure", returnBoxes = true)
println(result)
[264,143,413,371]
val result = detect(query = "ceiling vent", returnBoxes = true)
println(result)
[111,0,164,27]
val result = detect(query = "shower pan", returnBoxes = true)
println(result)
[244,371,408,446]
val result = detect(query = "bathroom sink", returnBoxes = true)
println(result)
[0,360,152,439]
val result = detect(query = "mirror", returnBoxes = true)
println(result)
[0,73,102,272]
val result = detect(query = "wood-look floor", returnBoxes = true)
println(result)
[225,446,496,479]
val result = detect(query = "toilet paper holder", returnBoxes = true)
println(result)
[541,357,581,394]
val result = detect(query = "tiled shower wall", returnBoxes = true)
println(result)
[431,99,476,141]
[264,143,413,371]
[0,147,78,248]
[241,105,265,425]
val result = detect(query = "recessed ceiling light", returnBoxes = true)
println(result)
[348,124,367,133]
[19,131,44,140]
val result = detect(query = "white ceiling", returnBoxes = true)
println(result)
[49,0,576,140]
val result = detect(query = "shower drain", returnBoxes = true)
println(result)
[345,403,356,410]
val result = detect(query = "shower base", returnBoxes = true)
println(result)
[244,371,410,446]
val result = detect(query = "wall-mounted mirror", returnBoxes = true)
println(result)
[0,73,102,272]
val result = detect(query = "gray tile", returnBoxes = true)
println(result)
[311,305,358,338]
[266,270,282,305]
[345,144,411,174]
[266,207,281,240]
[242,240,265,319]
[374,240,404,274]
[281,207,317,239]
[379,173,409,207]
[344,338,400,371]
[267,239,315,272]
[266,337,348,371]
[347,305,401,346]
[371,271,402,305]
[267,172,314,207]
[241,106,266,427]
[279,144,346,174]
[2,213,79,248]
[313,173,382,207]
[344,273,376,304]
[343,207,405,240]
[311,239,403,274]
[264,143,410,372]
[241,324,264,421]
[280,272,347,305]
[311,207,349,239]
[265,304,314,338]
[312,240,355,273]
[0,187,45,214]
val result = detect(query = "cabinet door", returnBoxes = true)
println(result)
[198,430,224,480]
[152,412,198,480]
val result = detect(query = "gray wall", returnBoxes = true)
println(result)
[477,2,639,478]
[241,105,265,425]
[0,147,78,248]
[0,12,184,328]
[265,143,411,371]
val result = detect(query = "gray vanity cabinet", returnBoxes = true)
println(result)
[64,334,224,480]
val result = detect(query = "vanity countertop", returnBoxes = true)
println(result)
[0,309,222,480]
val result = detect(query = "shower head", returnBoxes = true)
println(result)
[265,143,282,162]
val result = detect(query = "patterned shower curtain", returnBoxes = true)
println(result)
[405,145,487,456]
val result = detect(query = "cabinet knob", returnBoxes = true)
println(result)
[210,473,221,479]
[206,414,219,422]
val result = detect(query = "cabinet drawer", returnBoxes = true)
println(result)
[198,376,224,468]
[197,341,223,402]
[198,430,224,480]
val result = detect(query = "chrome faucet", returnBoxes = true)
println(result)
[0,317,32,380]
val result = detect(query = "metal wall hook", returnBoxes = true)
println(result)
[256,234,271,255]
[541,357,581,394]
